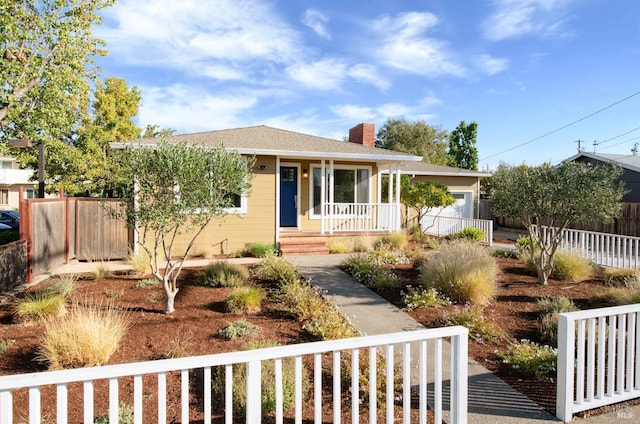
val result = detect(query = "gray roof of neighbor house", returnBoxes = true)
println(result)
[381,161,491,177]
[566,151,640,173]
[112,125,422,164]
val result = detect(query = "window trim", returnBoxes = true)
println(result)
[308,164,372,219]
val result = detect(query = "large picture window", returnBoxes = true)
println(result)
[310,165,370,216]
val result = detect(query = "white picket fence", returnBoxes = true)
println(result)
[556,304,640,422]
[421,215,493,246]
[0,328,468,424]
[533,226,640,269]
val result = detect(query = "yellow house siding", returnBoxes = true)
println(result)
[170,156,277,256]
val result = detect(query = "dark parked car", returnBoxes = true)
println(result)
[0,210,19,230]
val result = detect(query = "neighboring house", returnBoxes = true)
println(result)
[0,156,37,209]
[114,123,485,255]
[566,152,640,201]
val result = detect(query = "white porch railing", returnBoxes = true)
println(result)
[420,215,494,246]
[322,202,400,233]
[556,304,640,422]
[532,226,640,269]
[0,328,468,424]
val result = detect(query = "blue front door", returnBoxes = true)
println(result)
[280,166,297,227]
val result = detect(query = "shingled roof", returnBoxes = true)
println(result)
[113,125,422,163]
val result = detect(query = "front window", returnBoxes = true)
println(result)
[310,165,370,216]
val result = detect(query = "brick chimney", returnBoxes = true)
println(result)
[348,123,375,148]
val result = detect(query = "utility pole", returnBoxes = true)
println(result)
[593,140,598,153]
[574,139,583,152]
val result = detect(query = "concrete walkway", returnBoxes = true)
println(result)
[13,253,640,423]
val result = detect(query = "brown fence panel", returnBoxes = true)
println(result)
[31,200,67,276]
[75,199,130,261]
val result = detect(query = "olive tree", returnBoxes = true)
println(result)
[490,161,625,285]
[116,141,254,313]
[402,180,456,231]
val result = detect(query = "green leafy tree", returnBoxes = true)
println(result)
[115,141,254,313]
[375,118,449,165]
[0,0,114,141]
[0,0,115,194]
[75,77,142,196]
[403,180,456,231]
[142,124,175,139]
[490,161,625,285]
[448,120,479,170]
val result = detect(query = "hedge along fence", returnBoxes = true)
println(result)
[0,240,27,292]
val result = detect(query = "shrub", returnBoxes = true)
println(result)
[127,249,151,275]
[0,229,18,245]
[602,267,640,287]
[589,287,640,307]
[500,340,557,376]
[132,278,158,288]
[226,286,264,314]
[407,223,426,242]
[252,256,299,285]
[341,254,399,289]
[423,236,440,249]
[401,286,451,311]
[443,305,503,343]
[537,296,578,316]
[538,312,561,346]
[303,305,359,340]
[94,402,134,424]
[248,242,276,258]
[421,240,498,305]
[375,232,407,250]
[0,339,14,357]
[218,320,260,340]
[200,261,249,287]
[13,293,67,324]
[212,340,308,417]
[491,247,519,259]
[93,263,111,280]
[366,242,410,266]
[515,235,538,259]
[344,348,402,406]
[453,227,485,242]
[551,250,592,282]
[43,275,77,299]
[38,302,130,369]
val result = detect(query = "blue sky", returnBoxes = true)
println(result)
[95,0,640,169]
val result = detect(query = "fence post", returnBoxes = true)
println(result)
[450,329,468,424]
[246,360,261,423]
[556,313,575,422]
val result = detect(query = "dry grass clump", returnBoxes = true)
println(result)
[226,286,264,314]
[421,240,498,305]
[589,286,640,308]
[375,232,408,250]
[13,293,67,324]
[602,267,640,287]
[127,249,151,276]
[38,302,130,369]
[550,250,592,282]
[200,261,249,287]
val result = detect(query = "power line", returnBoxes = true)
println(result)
[479,90,640,162]
[595,125,640,146]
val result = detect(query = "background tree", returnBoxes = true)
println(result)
[402,180,456,231]
[376,118,449,165]
[1,0,115,194]
[74,77,142,196]
[490,161,625,285]
[115,141,254,313]
[142,124,175,139]
[448,120,479,170]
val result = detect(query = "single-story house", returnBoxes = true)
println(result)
[115,124,485,255]
[566,152,640,201]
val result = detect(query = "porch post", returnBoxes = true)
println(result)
[394,165,401,232]
[275,156,281,244]
[387,166,393,232]
[320,160,326,234]
[329,160,334,235]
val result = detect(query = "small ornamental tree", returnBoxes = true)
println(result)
[490,161,625,285]
[402,180,456,231]
[116,141,254,313]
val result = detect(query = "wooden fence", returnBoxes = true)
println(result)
[487,200,640,237]
[19,198,131,284]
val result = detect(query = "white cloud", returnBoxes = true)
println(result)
[482,0,574,41]
[286,59,389,91]
[137,84,259,133]
[370,12,465,77]
[98,0,301,76]
[474,54,510,75]
[303,9,330,40]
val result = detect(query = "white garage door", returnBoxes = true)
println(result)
[420,191,472,233]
